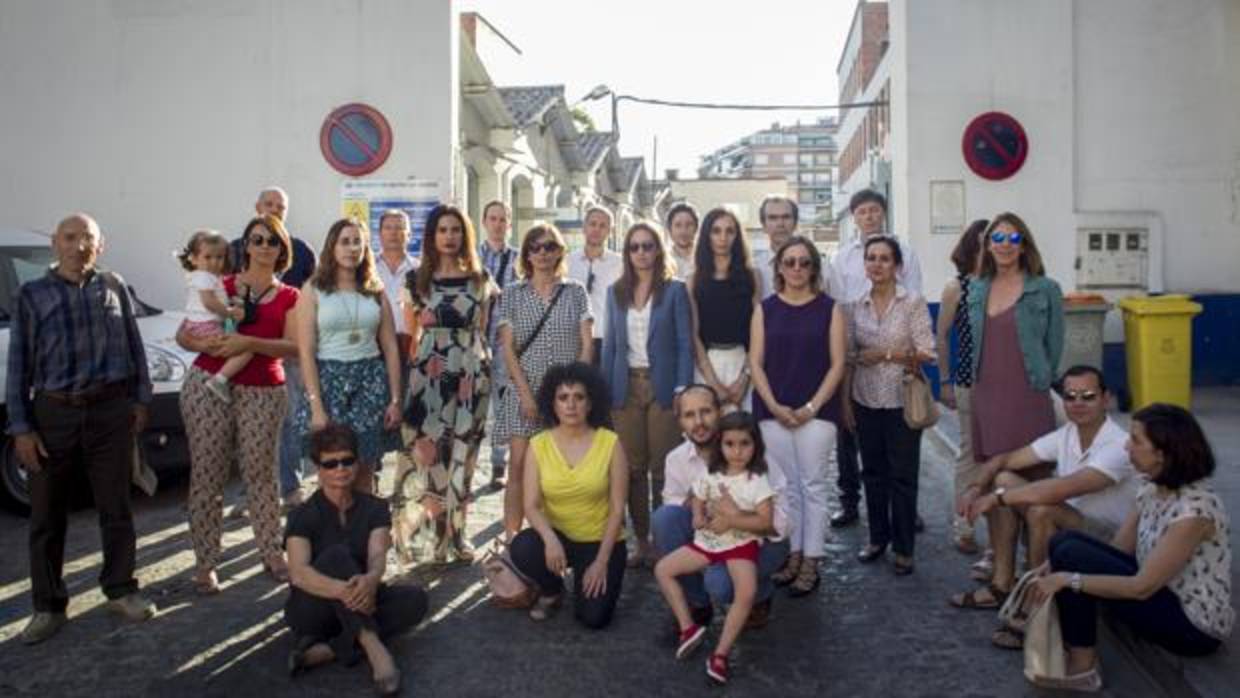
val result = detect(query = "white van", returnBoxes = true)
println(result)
[0,229,193,513]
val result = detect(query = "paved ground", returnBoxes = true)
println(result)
[6,389,1236,696]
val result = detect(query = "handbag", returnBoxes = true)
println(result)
[902,365,940,429]
[997,568,1068,684]
[480,541,537,609]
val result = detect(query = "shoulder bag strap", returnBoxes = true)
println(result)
[516,283,567,358]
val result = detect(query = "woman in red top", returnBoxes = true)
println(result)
[177,214,300,594]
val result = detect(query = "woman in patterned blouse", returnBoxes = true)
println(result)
[1030,404,1232,693]
[844,235,935,576]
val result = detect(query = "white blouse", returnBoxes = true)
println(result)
[626,302,651,368]
[1136,480,1234,639]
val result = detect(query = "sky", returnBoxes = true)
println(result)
[460,0,859,178]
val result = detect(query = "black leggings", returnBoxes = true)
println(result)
[1049,530,1220,656]
[509,528,627,629]
[284,544,428,664]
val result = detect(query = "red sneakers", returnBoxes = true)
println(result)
[706,654,729,684]
[676,624,707,660]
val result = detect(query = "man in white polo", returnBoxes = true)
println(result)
[952,365,1138,623]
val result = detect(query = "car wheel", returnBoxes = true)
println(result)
[1,437,32,515]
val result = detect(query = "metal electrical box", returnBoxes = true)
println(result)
[1076,228,1148,289]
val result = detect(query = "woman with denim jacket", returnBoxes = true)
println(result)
[966,212,1064,464]
[601,222,694,567]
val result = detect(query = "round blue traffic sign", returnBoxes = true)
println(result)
[320,103,393,177]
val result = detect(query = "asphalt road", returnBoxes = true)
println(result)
[0,434,1167,697]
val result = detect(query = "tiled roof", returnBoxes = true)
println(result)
[577,131,615,170]
[496,85,564,127]
[618,157,644,191]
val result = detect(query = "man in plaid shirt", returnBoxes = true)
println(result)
[7,213,157,645]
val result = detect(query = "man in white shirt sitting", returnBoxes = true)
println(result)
[951,365,1138,625]
[651,385,790,631]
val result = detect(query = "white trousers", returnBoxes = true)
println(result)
[694,345,751,411]
[759,418,836,558]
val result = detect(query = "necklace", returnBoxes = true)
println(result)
[345,292,362,344]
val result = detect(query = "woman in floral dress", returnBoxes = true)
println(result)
[392,205,495,564]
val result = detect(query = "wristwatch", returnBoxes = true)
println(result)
[1070,572,1083,593]
[994,487,1008,506]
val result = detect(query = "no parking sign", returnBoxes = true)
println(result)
[961,112,1028,180]
[320,103,393,177]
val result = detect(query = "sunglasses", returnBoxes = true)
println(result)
[1062,390,1099,403]
[628,240,657,254]
[529,241,561,255]
[317,455,358,470]
[781,257,813,270]
[248,234,282,248]
[990,231,1023,245]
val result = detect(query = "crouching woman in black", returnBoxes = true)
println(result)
[284,424,428,695]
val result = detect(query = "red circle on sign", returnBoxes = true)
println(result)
[962,112,1028,180]
[320,103,393,176]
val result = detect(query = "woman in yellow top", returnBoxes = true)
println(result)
[509,362,630,628]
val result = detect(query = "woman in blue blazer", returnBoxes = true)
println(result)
[601,221,694,567]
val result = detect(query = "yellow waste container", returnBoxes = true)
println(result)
[1118,295,1202,410]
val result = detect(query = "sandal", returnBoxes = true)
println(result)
[772,552,802,587]
[991,625,1024,650]
[969,549,995,581]
[954,534,981,555]
[788,557,820,597]
[193,569,221,596]
[949,582,1009,610]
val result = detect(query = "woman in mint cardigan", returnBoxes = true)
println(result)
[966,212,1064,463]
[601,222,694,566]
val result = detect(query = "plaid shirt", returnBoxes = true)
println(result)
[478,241,519,345]
[6,267,152,435]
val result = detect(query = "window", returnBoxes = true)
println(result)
[798,173,812,184]
[783,153,796,165]
[799,154,813,166]
[753,153,769,166]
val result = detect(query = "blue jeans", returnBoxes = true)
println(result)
[279,361,306,497]
[651,504,787,607]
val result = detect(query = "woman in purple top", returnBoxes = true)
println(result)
[749,236,847,596]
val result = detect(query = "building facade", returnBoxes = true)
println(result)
[847,0,1240,385]
[834,1,892,243]
[698,119,840,242]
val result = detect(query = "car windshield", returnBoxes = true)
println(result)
[0,246,156,324]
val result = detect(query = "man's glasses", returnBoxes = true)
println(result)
[628,241,656,253]
[1062,390,1099,403]
[248,235,282,248]
[317,456,358,470]
[990,231,1023,245]
[781,257,813,270]
[529,241,561,255]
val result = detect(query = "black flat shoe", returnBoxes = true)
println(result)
[830,508,860,528]
[893,555,915,576]
[857,544,886,563]
[287,636,318,678]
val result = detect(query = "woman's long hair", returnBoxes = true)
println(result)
[691,207,755,299]
[612,221,673,309]
[412,205,484,302]
[311,217,383,301]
